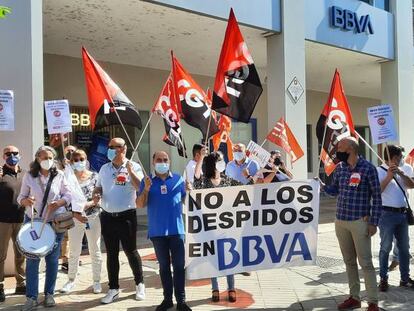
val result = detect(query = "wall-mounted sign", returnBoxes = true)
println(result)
[0,90,14,131]
[71,113,91,127]
[330,5,374,35]
[287,77,304,104]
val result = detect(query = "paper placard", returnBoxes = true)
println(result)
[0,90,15,131]
[45,100,72,134]
[246,140,271,168]
[367,104,398,145]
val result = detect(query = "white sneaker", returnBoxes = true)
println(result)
[93,282,102,294]
[101,289,119,304]
[135,282,145,300]
[60,281,75,293]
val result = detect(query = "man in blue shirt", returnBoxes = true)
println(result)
[322,137,381,311]
[136,151,191,311]
[225,143,260,185]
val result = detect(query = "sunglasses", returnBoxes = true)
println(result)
[108,145,124,149]
[5,151,19,157]
[73,158,86,162]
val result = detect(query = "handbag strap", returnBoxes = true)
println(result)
[38,172,57,218]
[380,166,411,209]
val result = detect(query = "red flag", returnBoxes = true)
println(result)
[212,9,263,123]
[316,69,355,175]
[152,73,186,157]
[81,47,142,130]
[171,53,219,140]
[267,117,304,163]
[212,115,234,161]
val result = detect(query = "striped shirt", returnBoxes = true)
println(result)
[324,157,382,226]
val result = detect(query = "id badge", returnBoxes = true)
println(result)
[160,185,168,195]
[349,172,361,187]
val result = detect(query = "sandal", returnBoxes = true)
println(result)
[228,290,236,302]
[211,290,220,302]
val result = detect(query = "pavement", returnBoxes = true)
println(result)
[2,198,414,310]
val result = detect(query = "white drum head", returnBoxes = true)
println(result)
[17,220,56,258]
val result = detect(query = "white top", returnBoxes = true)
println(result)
[377,163,414,208]
[97,160,143,213]
[184,159,199,184]
[17,170,72,222]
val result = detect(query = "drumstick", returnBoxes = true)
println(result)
[30,196,35,229]
[39,210,49,238]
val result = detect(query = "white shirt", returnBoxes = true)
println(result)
[97,160,143,213]
[184,159,198,184]
[17,170,72,221]
[377,163,414,208]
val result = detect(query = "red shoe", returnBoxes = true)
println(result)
[367,303,379,311]
[337,297,361,310]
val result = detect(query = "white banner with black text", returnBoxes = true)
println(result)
[185,180,320,279]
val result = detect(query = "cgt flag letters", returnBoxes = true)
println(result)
[185,180,320,279]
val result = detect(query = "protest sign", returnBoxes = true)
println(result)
[367,104,398,145]
[45,100,72,134]
[0,90,15,131]
[185,180,320,279]
[246,140,271,168]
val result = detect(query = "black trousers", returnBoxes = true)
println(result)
[100,209,143,289]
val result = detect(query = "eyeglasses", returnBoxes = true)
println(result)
[5,151,19,157]
[73,158,86,162]
[108,145,124,149]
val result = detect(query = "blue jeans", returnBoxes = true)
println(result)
[24,217,64,300]
[151,235,186,304]
[379,211,410,282]
[211,275,235,291]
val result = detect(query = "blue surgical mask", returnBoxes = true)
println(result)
[73,161,86,172]
[233,152,245,162]
[155,163,169,175]
[6,155,20,166]
[107,149,116,161]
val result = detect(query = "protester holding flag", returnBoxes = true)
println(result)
[225,143,260,185]
[93,138,145,304]
[193,149,243,302]
[377,145,414,292]
[136,151,191,311]
[320,137,381,311]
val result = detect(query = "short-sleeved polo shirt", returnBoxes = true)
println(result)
[97,160,143,213]
[225,158,260,185]
[138,172,186,238]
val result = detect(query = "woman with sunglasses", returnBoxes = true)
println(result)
[60,149,102,294]
[17,146,71,311]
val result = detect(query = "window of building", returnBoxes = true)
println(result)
[360,0,390,12]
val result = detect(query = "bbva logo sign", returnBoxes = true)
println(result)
[330,6,374,35]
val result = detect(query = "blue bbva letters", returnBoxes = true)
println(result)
[217,233,312,271]
[330,6,374,35]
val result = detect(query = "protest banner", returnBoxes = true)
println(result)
[0,90,15,131]
[185,179,320,279]
[45,99,72,134]
[246,140,271,168]
[367,104,398,145]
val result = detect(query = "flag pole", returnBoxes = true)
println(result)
[130,112,154,160]
[354,131,385,163]
[109,100,148,176]
[204,113,213,148]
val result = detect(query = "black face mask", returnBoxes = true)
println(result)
[274,158,282,166]
[336,151,350,163]
[65,152,72,161]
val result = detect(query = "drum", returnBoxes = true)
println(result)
[16,219,57,259]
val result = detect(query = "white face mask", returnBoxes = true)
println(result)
[40,159,54,171]
[215,160,226,173]
[233,151,245,162]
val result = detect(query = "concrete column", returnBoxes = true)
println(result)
[0,0,44,169]
[266,0,307,178]
[381,0,414,152]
